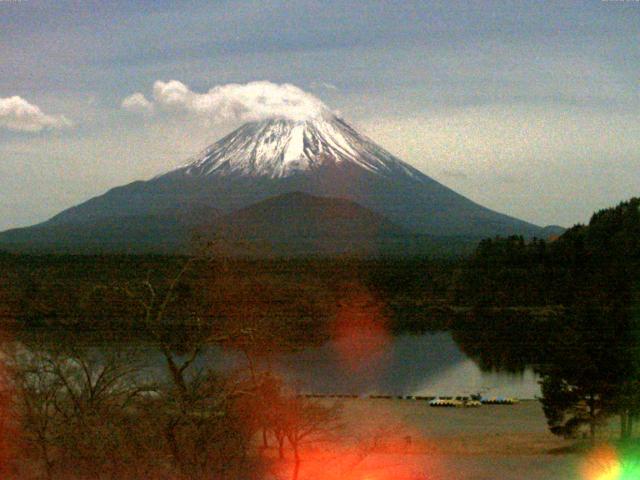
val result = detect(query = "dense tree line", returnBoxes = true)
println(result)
[0,254,459,336]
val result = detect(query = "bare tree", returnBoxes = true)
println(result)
[118,244,262,480]
[8,334,152,479]
[262,391,342,480]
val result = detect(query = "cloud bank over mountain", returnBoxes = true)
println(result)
[0,96,72,132]
[123,80,331,123]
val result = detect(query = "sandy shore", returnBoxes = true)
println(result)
[340,398,574,455]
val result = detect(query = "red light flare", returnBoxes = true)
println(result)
[318,284,448,479]
[251,282,450,480]
[263,429,446,480]
[329,285,392,376]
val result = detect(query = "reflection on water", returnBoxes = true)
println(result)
[272,333,540,398]
[19,332,539,399]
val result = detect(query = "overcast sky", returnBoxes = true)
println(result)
[1,0,639,231]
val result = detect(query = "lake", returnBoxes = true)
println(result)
[61,331,539,399]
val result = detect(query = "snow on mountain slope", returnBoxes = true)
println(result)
[164,115,423,181]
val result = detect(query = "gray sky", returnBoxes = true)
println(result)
[1,0,639,230]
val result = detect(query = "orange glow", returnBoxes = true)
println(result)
[255,391,447,480]
[236,280,452,480]
[262,437,444,480]
[582,444,621,480]
[330,286,391,374]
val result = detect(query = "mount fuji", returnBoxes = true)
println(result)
[0,114,552,255]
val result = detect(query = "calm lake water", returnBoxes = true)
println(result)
[115,332,541,399]
[264,333,539,398]
[15,331,540,399]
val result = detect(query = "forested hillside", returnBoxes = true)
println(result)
[455,198,640,442]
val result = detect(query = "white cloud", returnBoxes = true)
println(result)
[124,80,331,122]
[121,92,154,114]
[0,96,72,132]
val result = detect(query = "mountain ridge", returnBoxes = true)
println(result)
[203,191,414,256]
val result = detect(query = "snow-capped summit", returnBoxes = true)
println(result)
[165,116,422,181]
